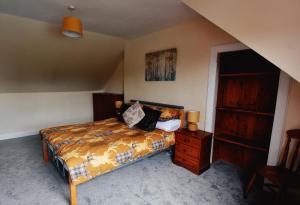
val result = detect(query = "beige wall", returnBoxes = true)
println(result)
[0,91,94,140]
[103,59,124,94]
[123,16,300,163]
[0,13,127,139]
[183,0,300,83]
[0,13,126,92]
[124,17,236,129]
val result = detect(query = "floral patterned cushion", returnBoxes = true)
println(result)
[159,107,180,121]
[147,106,180,121]
[122,101,145,128]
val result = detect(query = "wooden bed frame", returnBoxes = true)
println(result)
[41,100,184,205]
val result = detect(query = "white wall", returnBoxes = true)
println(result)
[285,79,300,131]
[278,79,300,165]
[0,91,94,140]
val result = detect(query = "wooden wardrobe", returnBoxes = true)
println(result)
[213,50,280,174]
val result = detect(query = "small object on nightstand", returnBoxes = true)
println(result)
[115,100,123,115]
[173,128,212,175]
[115,100,123,109]
[187,111,200,131]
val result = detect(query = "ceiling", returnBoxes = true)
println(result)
[0,0,199,38]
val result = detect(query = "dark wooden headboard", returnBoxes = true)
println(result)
[130,100,185,128]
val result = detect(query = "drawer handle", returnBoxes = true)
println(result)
[183,149,186,153]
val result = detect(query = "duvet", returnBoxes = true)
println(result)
[40,118,175,185]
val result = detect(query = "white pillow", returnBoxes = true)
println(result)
[155,119,181,132]
[122,101,145,128]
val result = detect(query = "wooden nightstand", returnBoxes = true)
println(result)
[173,128,212,175]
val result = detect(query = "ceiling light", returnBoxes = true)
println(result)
[62,5,83,38]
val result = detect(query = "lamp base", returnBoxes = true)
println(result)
[188,123,198,131]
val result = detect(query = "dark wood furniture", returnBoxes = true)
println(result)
[93,93,123,121]
[173,128,212,175]
[245,129,300,204]
[213,50,280,174]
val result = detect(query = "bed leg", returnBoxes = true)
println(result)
[69,177,77,205]
[42,139,49,163]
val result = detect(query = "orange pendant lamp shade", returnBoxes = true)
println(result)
[62,16,83,38]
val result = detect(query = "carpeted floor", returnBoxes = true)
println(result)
[0,135,262,205]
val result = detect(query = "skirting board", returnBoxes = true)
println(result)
[0,130,39,141]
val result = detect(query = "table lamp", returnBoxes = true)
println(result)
[115,101,123,109]
[187,111,200,131]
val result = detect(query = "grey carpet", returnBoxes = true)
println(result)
[0,135,259,205]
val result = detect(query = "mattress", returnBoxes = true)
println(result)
[40,118,175,185]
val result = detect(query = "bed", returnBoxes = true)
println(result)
[40,100,184,205]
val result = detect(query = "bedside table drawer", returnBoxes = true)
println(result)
[176,143,199,159]
[176,133,201,148]
[173,128,212,175]
[174,152,199,170]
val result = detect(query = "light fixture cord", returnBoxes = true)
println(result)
[68,5,75,16]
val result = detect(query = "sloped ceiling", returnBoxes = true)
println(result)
[0,13,126,92]
[0,0,199,93]
[183,0,300,82]
[0,0,199,38]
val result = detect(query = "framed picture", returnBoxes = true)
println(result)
[145,48,177,81]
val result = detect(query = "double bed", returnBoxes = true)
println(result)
[40,101,184,205]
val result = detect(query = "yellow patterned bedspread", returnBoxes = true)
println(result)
[40,118,175,185]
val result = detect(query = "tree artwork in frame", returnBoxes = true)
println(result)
[145,48,177,81]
